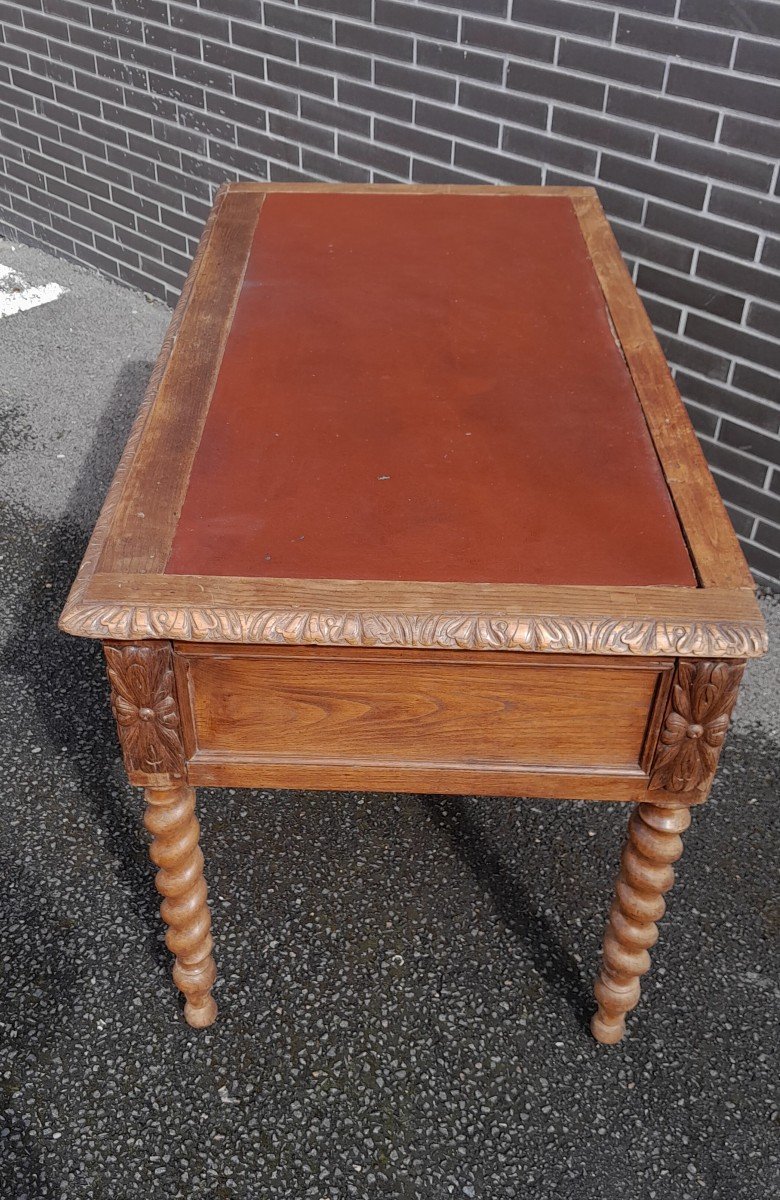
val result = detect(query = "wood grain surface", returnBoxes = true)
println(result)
[173,646,672,799]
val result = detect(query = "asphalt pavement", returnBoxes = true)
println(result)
[0,239,778,1200]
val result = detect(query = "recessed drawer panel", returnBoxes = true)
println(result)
[175,646,672,800]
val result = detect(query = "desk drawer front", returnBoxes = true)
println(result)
[175,647,672,798]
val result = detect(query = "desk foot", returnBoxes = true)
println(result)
[143,785,217,1028]
[591,802,691,1045]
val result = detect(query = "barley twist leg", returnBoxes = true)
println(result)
[591,802,691,1045]
[143,785,217,1028]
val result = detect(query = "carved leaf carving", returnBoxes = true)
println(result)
[649,660,744,794]
[62,604,768,659]
[104,643,185,780]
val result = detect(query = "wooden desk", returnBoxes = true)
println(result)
[60,184,767,1043]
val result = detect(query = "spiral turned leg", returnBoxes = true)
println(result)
[143,785,217,1028]
[591,802,691,1045]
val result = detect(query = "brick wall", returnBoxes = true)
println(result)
[1,0,779,586]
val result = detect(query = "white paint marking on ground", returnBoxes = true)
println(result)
[0,263,67,318]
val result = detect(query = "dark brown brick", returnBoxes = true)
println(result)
[411,159,480,184]
[302,0,371,17]
[375,118,452,163]
[656,134,774,192]
[588,179,645,224]
[143,22,201,59]
[11,68,55,99]
[432,0,505,14]
[646,202,758,260]
[600,155,707,209]
[207,139,269,176]
[338,133,409,178]
[267,58,335,99]
[732,363,780,407]
[170,5,229,40]
[302,95,371,136]
[734,37,780,79]
[510,0,614,39]
[697,252,780,308]
[762,240,780,271]
[709,186,780,235]
[503,126,598,174]
[265,2,334,40]
[508,60,605,109]
[461,18,555,62]
[606,86,719,140]
[299,40,371,82]
[659,331,731,382]
[336,20,413,62]
[685,311,780,374]
[460,82,547,129]
[237,124,301,165]
[680,0,780,39]
[301,147,369,181]
[698,434,769,487]
[234,75,298,113]
[677,370,780,433]
[147,73,204,110]
[720,418,779,467]
[715,470,780,528]
[719,114,780,161]
[417,101,500,146]
[643,294,683,335]
[551,108,653,158]
[638,262,745,323]
[202,39,265,80]
[417,40,504,85]
[231,21,296,62]
[269,112,335,153]
[338,79,412,122]
[196,0,261,19]
[754,521,780,555]
[375,1,458,40]
[559,39,666,89]
[668,62,780,122]
[375,60,456,103]
[746,301,779,339]
[612,222,694,273]
[454,142,542,185]
[616,13,734,65]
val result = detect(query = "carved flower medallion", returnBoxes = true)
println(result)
[104,644,185,778]
[649,660,744,794]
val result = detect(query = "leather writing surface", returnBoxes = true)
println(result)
[166,192,696,586]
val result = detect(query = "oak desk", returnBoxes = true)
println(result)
[60,184,767,1043]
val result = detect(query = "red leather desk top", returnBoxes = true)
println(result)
[165,192,696,587]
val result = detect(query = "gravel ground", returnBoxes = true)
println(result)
[0,239,778,1200]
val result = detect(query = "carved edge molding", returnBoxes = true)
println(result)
[104,643,186,783]
[649,658,745,795]
[63,604,768,658]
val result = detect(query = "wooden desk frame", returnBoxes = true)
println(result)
[60,184,767,1043]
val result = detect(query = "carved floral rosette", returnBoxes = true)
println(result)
[649,659,745,795]
[104,643,185,781]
